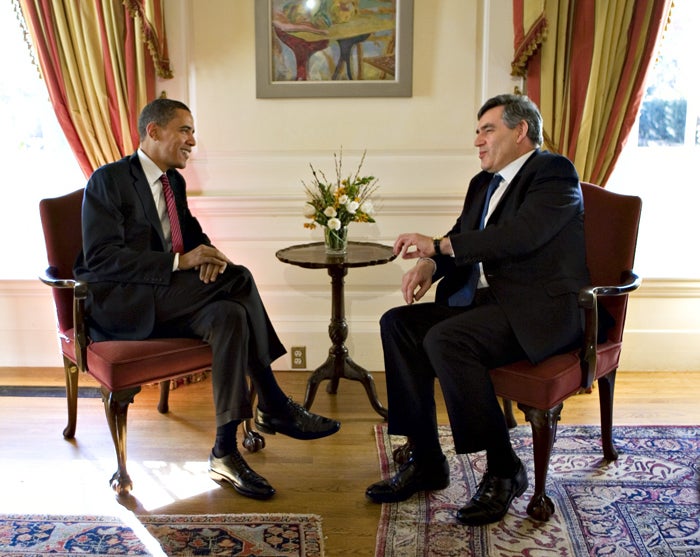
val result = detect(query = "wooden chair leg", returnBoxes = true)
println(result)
[101,386,141,496]
[598,369,619,461]
[501,397,518,428]
[517,402,562,521]
[62,356,79,439]
[392,438,414,465]
[242,382,266,452]
[157,380,171,414]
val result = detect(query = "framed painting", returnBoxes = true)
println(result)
[255,0,414,98]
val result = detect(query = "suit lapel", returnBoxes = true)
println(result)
[129,153,167,248]
[486,150,540,226]
[462,174,490,230]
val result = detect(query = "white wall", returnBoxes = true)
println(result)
[1,0,698,372]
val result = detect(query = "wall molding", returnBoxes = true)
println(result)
[3,277,698,371]
[6,193,698,371]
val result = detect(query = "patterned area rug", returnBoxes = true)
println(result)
[374,424,700,556]
[0,513,324,556]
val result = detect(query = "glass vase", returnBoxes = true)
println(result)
[324,225,348,255]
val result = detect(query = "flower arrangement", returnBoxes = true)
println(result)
[302,149,378,254]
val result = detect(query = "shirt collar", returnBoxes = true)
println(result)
[137,148,166,187]
[496,149,535,185]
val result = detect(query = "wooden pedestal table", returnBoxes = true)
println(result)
[275,241,396,419]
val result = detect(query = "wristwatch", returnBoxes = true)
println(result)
[433,237,442,255]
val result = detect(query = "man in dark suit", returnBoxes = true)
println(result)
[365,94,589,525]
[74,98,339,500]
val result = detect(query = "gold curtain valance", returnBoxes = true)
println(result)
[512,0,547,77]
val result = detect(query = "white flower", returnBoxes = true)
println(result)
[303,203,317,218]
[301,148,378,232]
[345,200,359,214]
[360,200,375,215]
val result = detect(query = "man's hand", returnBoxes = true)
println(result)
[178,245,230,283]
[401,259,434,304]
[393,233,436,259]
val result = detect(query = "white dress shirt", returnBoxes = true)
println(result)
[137,149,179,270]
[476,150,535,287]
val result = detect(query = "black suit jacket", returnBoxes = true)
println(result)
[434,150,590,363]
[74,152,210,341]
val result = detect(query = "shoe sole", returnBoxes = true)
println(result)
[254,420,340,440]
[208,469,275,500]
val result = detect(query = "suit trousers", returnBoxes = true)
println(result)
[380,290,526,455]
[151,264,286,426]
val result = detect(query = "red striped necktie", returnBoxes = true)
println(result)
[161,173,184,254]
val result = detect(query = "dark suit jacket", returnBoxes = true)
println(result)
[433,150,589,363]
[74,152,210,341]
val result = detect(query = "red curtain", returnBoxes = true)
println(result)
[512,0,672,186]
[18,0,171,177]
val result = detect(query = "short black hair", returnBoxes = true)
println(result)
[478,94,543,147]
[137,98,191,140]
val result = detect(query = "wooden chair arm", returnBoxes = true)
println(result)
[578,270,642,389]
[39,267,89,373]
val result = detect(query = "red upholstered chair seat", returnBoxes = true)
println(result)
[59,331,212,392]
[491,341,622,410]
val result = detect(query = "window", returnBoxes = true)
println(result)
[607,0,700,279]
[1,3,84,279]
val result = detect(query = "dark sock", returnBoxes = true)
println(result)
[250,365,288,413]
[213,419,241,458]
[486,444,520,478]
[411,437,445,465]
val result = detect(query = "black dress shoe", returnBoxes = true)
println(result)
[208,450,276,500]
[255,398,340,440]
[456,459,528,525]
[366,455,450,503]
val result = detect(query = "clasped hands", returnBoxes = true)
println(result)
[394,233,449,305]
[178,244,231,283]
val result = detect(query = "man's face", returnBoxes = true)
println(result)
[474,105,523,173]
[146,108,196,171]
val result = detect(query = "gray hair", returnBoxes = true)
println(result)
[478,94,543,147]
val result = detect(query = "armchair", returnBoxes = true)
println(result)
[395,182,642,522]
[39,189,264,496]
[494,182,642,520]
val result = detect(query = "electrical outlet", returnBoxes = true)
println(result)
[291,346,306,369]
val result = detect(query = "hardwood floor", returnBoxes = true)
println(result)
[1,368,698,556]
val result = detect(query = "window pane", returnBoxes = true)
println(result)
[607,0,700,279]
[1,3,85,279]
[638,99,686,146]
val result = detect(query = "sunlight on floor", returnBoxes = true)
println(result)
[132,460,218,510]
[0,455,219,515]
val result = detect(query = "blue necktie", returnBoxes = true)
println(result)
[447,173,502,307]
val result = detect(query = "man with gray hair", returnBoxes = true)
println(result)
[365,94,589,525]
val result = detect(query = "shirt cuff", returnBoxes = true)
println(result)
[172,253,180,272]
[418,257,437,276]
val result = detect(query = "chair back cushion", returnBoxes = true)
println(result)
[39,189,85,333]
[580,183,642,342]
